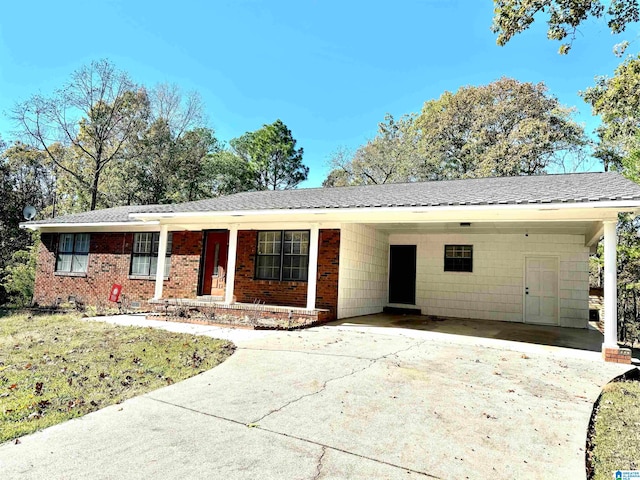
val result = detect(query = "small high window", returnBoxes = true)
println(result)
[56,233,90,273]
[130,232,172,277]
[444,245,473,272]
[256,230,309,281]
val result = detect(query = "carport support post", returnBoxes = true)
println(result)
[224,226,238,305]
[306,225,319,310]
[603,220,618,350]
[153,225,169,300]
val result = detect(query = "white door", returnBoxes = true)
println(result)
[524,256,559,325]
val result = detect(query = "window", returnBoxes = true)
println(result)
[256,230,309,281]
[130,232,172,277]
[444,245,473,272]
[56,233,90,273]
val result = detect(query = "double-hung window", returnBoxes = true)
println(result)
[130,232,172,277]
[256,230,309,281]
[56,233,90,273]
[444,245,473,272]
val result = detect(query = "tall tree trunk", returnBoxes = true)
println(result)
[90,171,100,211]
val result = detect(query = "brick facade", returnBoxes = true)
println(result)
[34,231,203,308]
[34,228,341,319]
[233,229,340,319]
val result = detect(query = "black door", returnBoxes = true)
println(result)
[389,245,416,304]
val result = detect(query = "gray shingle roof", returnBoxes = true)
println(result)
[27,172,640,225]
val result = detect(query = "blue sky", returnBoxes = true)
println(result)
[0,0,633,186]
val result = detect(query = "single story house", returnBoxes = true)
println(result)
[23,172,640,362]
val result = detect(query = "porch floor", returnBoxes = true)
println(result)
[328,314,604,352]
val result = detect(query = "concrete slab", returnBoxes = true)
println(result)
[0,324,632,479]
[329,313,605,352]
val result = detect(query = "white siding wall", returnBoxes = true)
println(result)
[337,224,389,319]
[387,233,589,328]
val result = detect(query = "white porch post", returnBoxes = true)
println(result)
[306,225,320,310]
[224,226,238,305]
[153,225,169,300]
[603,220,618,348]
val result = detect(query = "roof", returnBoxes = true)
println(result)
[25,172,640,226]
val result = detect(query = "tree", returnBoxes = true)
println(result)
[325,115,420,186]
[492,0,639,54]
[0,141,57,305]
[231,120,308,190]
[203,150,256,196]
[12,59,148,211]
[1,236,38,307]
[581,55,640,170]
[325,78,588,186]
[415,78,588,179]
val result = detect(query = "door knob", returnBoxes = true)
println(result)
[525,287,529,295]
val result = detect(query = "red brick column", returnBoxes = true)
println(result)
[602,347,632,364]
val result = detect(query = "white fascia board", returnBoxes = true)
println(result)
[21,221,160,231]
[129,200,640,221]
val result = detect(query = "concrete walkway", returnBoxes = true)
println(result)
[0,318,633,479]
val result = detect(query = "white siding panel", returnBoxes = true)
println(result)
[337,224,389,319]
[387,232,590,328]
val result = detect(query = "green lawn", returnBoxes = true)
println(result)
[589,372,640,479]
[0,311,234,444]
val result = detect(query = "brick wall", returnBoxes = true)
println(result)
[234,229,340,318]
[315,229,340,314]
[34,229,340,318]
[34,231,202,308]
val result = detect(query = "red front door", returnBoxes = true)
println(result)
[199,231,229,296]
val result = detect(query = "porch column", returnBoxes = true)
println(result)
[153,225,169,300]
[224,226,238,305]
[603,220,618,348]
[306,225,320,310]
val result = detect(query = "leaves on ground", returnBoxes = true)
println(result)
[0,311,235,443]
[588,375,640,479]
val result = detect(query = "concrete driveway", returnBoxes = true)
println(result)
[0,324,632,479]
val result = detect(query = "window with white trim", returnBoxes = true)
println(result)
[130,232,172,277]
[444,245,473,272]
[56,233,90,273]
[256,230,309,281]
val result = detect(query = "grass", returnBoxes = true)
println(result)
[0,311,235,444]
[588,371,640,479]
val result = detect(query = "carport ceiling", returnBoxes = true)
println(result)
[369,220,600,236]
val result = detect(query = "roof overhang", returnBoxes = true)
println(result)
[20,200,640,236]
[126,201,640,226]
